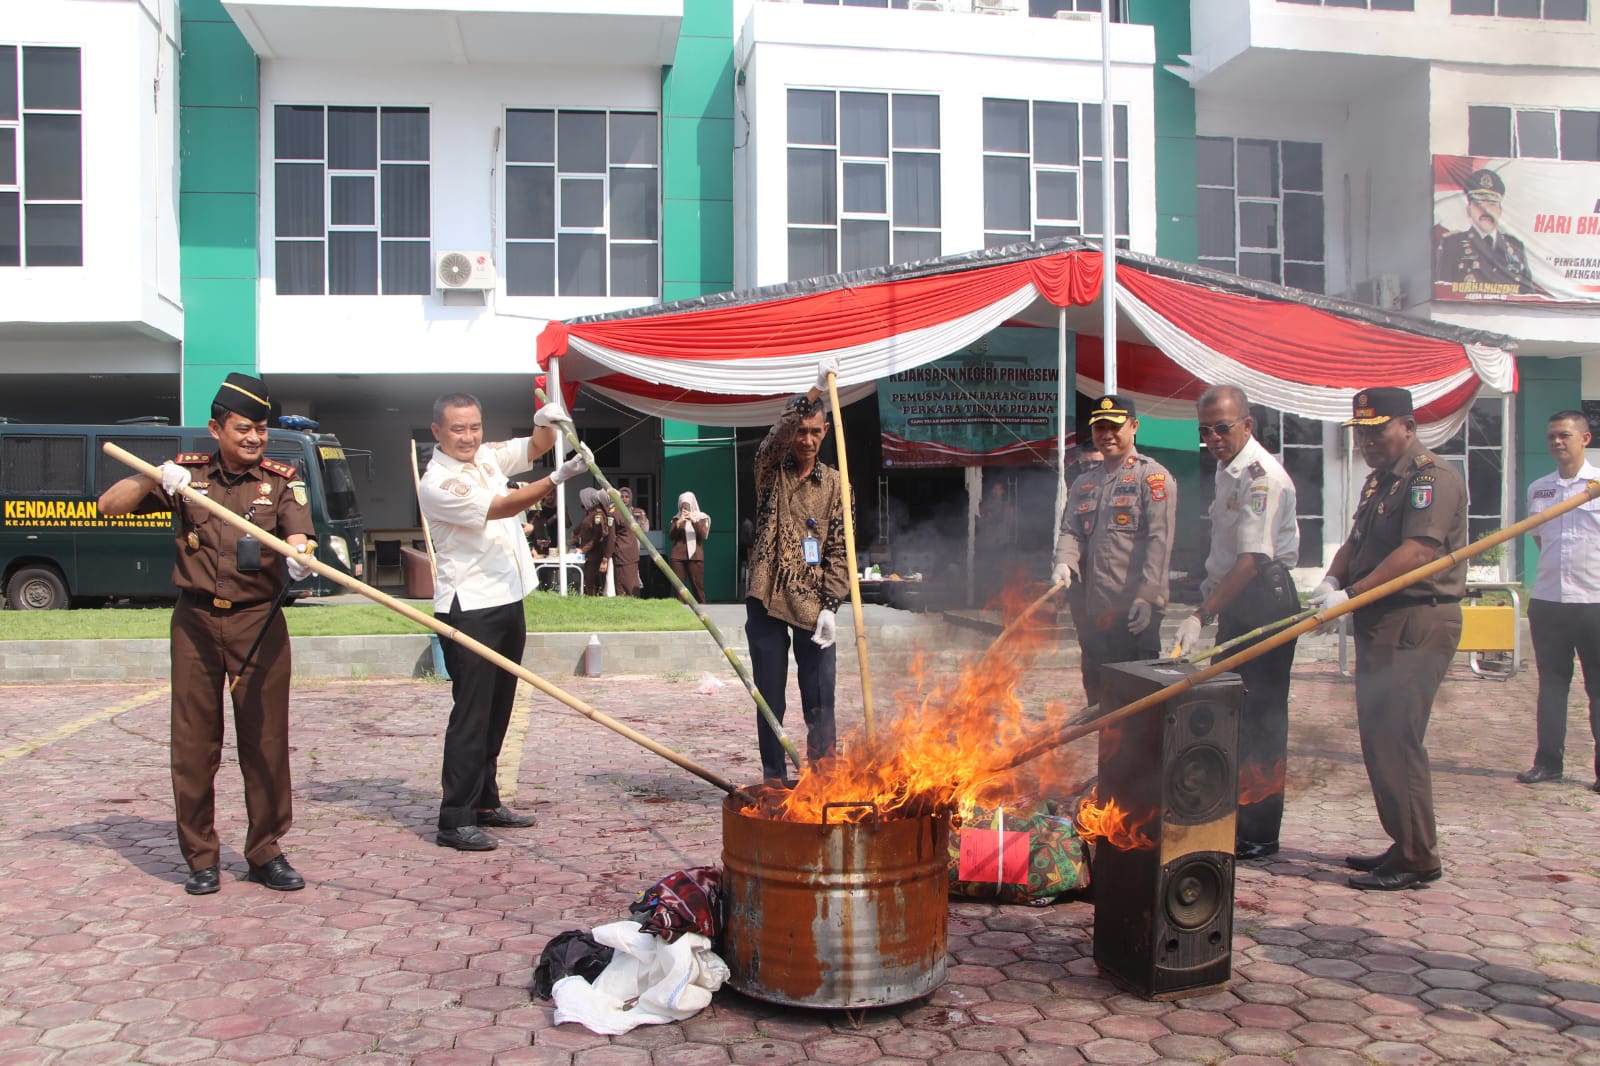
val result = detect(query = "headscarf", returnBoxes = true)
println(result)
[579,487,603,511]
[678,491,708,559]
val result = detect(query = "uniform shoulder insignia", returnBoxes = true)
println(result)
[1246,461,1267,480]
[1412,453,1434,469]
[175,452,211,466]
[259,457,297,478]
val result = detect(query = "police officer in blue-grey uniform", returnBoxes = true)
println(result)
[1434,168,1544,296]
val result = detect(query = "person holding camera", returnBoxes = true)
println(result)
[669,491,711,602]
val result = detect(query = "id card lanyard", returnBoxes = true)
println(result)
[802,517,821,566]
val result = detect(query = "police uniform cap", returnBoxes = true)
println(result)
[1464,168,1505,202]
[213,372,272,423]
[1342,386,1413,427]
[1087,394,1136,425]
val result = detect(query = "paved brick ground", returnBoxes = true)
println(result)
[3,632,1600,1065]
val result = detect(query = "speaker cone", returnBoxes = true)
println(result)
[1164,857,1224,931]
[1166,743,1230,823]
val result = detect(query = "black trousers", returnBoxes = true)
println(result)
[1528,598,1600,780]
[1078,603,1163,709]
[435,597,526,829]
[746,598,837,781]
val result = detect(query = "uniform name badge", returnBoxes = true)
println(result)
[803,516,821,565]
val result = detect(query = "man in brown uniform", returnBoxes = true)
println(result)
[98,373,315,895]
[574,486,615,595]
[1310,386,1466,891]
[609,491,642,597]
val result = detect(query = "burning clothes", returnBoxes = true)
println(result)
[948,799,1092,906]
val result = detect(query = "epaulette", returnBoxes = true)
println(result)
[1412,454,1434,469]
[1246,461,1267,480]
[260,457,298,479]
[174,452,211,465]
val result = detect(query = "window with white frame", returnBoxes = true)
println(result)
[1029,0,1128,16]
[981,98,1128,250]
[1468,106,1600,162]
[1197,136,1324,292]
[1,45,82,267]
[802,0,912,7]
[787,89,941,280]
[1450,0,1585,18]
[1276,0,1414,9]
[273,105,431,296]
[1433,395,1507,546]
[1248,406,1327,568]
[504,108,660,298]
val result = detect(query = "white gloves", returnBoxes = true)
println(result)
[816,356,840,393]
[1127,598,1153,635]
[550,445,592,485]
[812,608,837,649]
[159,461,192,496]
[285,545,313,582]
[1309,576,1348,611]
[1170,613,1204,657]
[534,402,572,428]
[1051,563,1073,589]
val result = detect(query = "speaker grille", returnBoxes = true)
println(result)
[1164,856,1226,931]
[1166,744,1231,824]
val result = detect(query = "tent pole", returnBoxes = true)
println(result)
[826,372,876,739]
[550,358,569,595]
[1100,4,1117,395]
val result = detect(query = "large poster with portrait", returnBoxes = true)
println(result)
[1432,154,1600,305]
[878,327,1069,469]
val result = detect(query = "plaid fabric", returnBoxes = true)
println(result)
[628,866,725,943]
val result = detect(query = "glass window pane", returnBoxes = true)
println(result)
[329,230,378,294]
[1326,0,1368,7]
[1283,260,1325,294]
[1468,397,1502,446]
[1083,159,1103,236]
[1240,202,1279,250]
[1297,519,1324,568]
[1115,159,1129,235]
[1497,0,1540,16]
[275,163,324,238]
[788,90,836,147]
[1198,256,1236,274]
[843,162,886,214]
[610,112,658,164]
[894,229,941,264]
[506,242,554,296]
[1545,0,1587,18]
[1281,141,1322,192]
[1239,250,1281,284]
[840,93,888,157]
[1283,413,1322,446]
[1237,139,1279,198]
[982,98,1029,154]
[1468,449,1502,515]
[610,243,658,297]
[1036,224,1080,240]
[1196,136,1234,187]
[1451,0,1495,12]
[381,164,429,238]
[1434,430,1465,456]
[893,95,939,150]
[1113,104,1128,159]
[1284,446,1326,498]
[506,110,554,163]
[841,219,890,272]
[1516,110,1558,158]
[610,168,657,240]
[1197,187,1235,257]
[23,47,79,110]
[328,107,377,170]
[983,156,1029,231]
[893,153,940,228]
[0,47,16,121]
[1034,102,1079,166]
[788,148,837,225]
[0,191,18,266]
[1467,106,1511,157]
[558,112,607,174]
[560,177,604,228]
[275,105,324,161]
[1037,170,1077,222]
[330,175,374,226]
[558,232,605,295]
[1083,104,1103,158]
[23,202,80,266]
[381,241,430,295]
[788,227,836,280]
[22,114,80,199]
[275,240,324,295]
[507,166,555,239]
[381,107,429,162]
[1560,109,1600,162]
[1283,192,1323,260]
[1371,0,1415,9]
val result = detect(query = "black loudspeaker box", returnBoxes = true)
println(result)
[1091,659,1243,999]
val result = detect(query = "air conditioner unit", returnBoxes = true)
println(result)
[1350,272,1404,311]
[435,251,496,291]
[1055,10,1099,19]
[909,0,946,9]
[973,0,1016,12]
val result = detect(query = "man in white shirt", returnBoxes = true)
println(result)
[1170,385,1301,861]
[1516,410,1600,793]
[419,390,590,850]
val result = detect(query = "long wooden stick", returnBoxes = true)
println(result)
[988,479,1600,775]
[825,371,875,738]
[532,389,805,775]
[104,441,736,795]
[409,443,438,579]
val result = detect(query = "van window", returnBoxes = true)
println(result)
[2,435,87,495]
[319,451,361,522]
[97,436,182,495]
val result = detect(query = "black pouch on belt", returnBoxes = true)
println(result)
[1232,559,1300,630]
[236,533,262,572]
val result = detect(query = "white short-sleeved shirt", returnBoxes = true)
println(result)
[418,438,538,612]
[1528,460,1600,604]
[1201,435,1299,601]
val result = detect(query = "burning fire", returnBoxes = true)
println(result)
[1237,760,1286,805]
[1073,792,1155,851]
[738,585,1091,824]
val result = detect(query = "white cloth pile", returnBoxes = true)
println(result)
[551,920,730,1034]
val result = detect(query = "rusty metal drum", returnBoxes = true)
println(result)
[721,793,950,1008]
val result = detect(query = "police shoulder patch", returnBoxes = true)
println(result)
[1247,489,1269,515]
[175,452,211,466]
[259,457,297,478]
[1410,484,1434,510]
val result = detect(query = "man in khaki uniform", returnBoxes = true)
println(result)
[1052,395,1176,707]
[1310,387,1466,891]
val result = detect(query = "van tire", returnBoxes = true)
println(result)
[6,566,70,610]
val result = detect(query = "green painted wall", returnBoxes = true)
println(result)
[178,0,259,422]
[1129,0,1197,263]
[659,0,737,600]
[1514,357,1583,584]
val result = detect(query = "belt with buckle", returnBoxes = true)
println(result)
[180,590,267,610]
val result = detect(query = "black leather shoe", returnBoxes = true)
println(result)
[1345,849,1395,872]
[184,866,220,896]
[436,825,498,851]
[1516,765,1563,784]
[476,806,536,828]
[1236,841,1280,861]
[1348,866,1442,891]
[248,856,305,891]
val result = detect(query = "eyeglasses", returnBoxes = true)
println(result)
[1197,421,1238,440]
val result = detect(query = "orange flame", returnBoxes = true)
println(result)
[1073,792,1155,851]
[1237,760,1286,806]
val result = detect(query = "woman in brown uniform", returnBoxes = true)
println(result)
[573,486,614,596]
[669,491,711,602]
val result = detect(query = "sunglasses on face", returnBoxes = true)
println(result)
[1197,421,1238,440]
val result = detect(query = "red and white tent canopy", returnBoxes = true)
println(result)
[536,239,1516,446]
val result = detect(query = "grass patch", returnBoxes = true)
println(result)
[0,592,700,641]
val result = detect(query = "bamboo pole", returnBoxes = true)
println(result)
[531,389,805,775]
[988,479,1600,775]
[825,370,875,737]
[103,441,737,795]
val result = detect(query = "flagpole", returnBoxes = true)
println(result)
[1100,2,1117,395]
[550,357,569,595]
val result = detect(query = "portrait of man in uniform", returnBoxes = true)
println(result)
[1434,168,1546,296]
